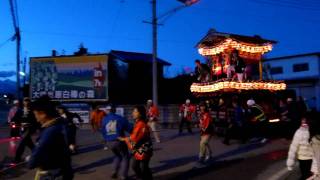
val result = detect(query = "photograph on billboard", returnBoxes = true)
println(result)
[30,55,108,101]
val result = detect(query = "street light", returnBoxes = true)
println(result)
[19,71,25,76]
[150,0,200,106]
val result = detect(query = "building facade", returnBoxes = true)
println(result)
[264,52,320,111]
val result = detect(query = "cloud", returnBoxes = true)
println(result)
[0,71,16,78]
[1,63,15,67]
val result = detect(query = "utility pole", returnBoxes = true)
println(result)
[152,0,158,106]
[23,55,26,85]
[16,28,21,98]
[9,0,21,99]
[149,0,199,106]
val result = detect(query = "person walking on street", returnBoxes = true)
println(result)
[278,99,291,138]
[57,106,83,154]
[101,105,132,180]
[28,96,73,180]
[179,99,196,134]
[223,99,245,145]
[287,113,314,180]
[297,96,308,116]
[90,104,106,132]
[7,100,20,138]
[7,99,19,124]
[14,97,40,163]
[119,106,153,180]
[198,103,214,163]
[147,100,161,143]
[246,99,268,143]
[213,98,228,136]
[287,97,302,136]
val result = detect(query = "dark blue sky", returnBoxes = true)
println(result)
[1,0,320,80]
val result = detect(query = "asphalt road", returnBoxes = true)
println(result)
[0,127,299,180]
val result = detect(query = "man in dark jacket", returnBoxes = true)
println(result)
[14,97,40,162]
[233,50,246,82]
[223,100,245,145]
[101,105,132,180]
[246,99,268,143]
[194,59,211,82]
[287,97,302,137]
[28,96,73,180]
[57,106,83,154]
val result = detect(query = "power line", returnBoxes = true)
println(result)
[21,30,197,44]
[0,36,14,49]
[251,0,320,11]
[189,5,320,24]
[265,0,320,6]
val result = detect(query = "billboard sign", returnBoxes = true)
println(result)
[30,55,108,101]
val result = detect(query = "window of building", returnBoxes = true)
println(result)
[293,63,309,72]
[270,67,283,74]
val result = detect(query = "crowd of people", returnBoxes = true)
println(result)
[5,94,320,180]
[179,97,272,145]
[7,96,82,179]
[178,96,320,180]
[6,97,158,180]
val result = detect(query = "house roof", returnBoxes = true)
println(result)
[109,50,171,66]
[264,52,320,62]
[197,29,277,48]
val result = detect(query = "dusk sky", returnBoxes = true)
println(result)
[1,0,320,80]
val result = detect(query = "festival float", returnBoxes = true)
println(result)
[191,29,286,97]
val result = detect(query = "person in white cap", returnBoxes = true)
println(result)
[179,99,196,134]
[246,99,267,143]
[146,100,161,143]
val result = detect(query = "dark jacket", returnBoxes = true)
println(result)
[235,58,246,73]
[228,106,244,127]
[248,105,266,122]
[12,108,39,134]
[195,64,210,77]
[63,112,82,129]
[28,118,71,170]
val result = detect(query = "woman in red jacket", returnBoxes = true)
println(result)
[199,103,214,163]
[119,106,153,180]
